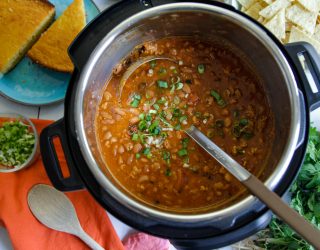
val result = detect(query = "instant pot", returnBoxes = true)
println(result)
[40,1,320,249]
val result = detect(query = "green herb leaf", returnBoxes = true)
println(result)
[157,80,168,88]
[158,67,167,75]
[135,153,141,159]
[138,120,147,131]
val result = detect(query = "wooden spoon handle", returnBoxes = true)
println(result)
[76,228,105,250]
[243,174,320,249]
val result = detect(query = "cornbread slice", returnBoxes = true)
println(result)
[0,0,55,74]
[28,0,86,73]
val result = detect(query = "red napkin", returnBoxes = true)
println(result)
[0,119,124,250]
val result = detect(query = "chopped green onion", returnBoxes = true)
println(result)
[149,120,160,134]
[195,111,202,118]
[165,168,172,176]
[171,76,181,84]
[162,151,171,164]
[185,79,192,84]
[198,64,205,74]
[150,60,156,68]
[176,82,184,90]
[172,108,182,117]
[135,153,141,159]
[178,148,188,157]
[239,118,248,126]
[157,80,168,88]
[0,121,35,167]
[174,124,181,130]
[181,138,189,148]
[139,113,145,120]
[158,67,167,75]
[210,90,226,107]
[153,104,160,110]
[146,114,152,121]
[157,98,166,104]
[179,116,187,123]
[132,133,139,141]
[173,96,180,105]
[130,99,140,108]
[130,93,141,108]
[215,120,224,128]
[149,110,157,114]
[233,110,240,118]
[143,147,151,155]
[170,84,175,94]
[138,120,147,131]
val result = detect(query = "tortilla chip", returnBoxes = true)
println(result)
[286,4,317,34]
[265,9,286,40]
[289,26,320,53]
[297,0,320,13]
[245,2,265,19]
[259,0,290,19]
[262,0,273,4]
[312,24,320,42]
[237,0,255,9]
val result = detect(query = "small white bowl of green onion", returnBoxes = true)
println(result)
[0,113,39,172]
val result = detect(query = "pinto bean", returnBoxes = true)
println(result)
[133,143,142,153]
[118,145,125,154]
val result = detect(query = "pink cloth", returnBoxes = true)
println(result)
[124,232,170,250]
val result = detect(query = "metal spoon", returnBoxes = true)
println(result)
[185,125,320,249]
[117,55,177,100]
[27,184,105,250]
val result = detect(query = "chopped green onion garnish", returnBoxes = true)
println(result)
[149,110,157,114]
[170,84,175,94]
[157,98,166,104]
[130,99,140,108]
[211,90,226,107]
[162,151,171,164]
[136,153,141,159]
[157,80,168,88]
[132,133,139,141]
[138,120,147,131]
[172,108,182,117]
[143,147,151,155]
[171,76,181,84]
[185,79,192,84]
[150,60,156,68]
[153,104,160,110]
[139,113,145,120]
[146,114,152,121]
[198,64,205,74]
[181,138,189,148]
[130,93,141,108]
[178,148,188,156]
[158,67,167,75]
[165,168,172,176]
[176,82,184,90]
[179,116,187,123]
[239,118,248,126]
[174,124,181,130]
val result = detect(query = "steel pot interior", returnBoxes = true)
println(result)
[75,3,301,222]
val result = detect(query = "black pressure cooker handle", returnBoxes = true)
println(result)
[40,119,84,191]
[69,0,236,71]
[285,42,320,111]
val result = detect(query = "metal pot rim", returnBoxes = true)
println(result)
[74,2,301,222]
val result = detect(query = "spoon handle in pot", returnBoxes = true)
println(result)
[185,125,320,249]
[243,175,320,249]
[76,228,105,250]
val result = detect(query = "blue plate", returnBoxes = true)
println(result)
[0,0,99,106]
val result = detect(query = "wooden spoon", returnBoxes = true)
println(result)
[27,184,105,250]
[185,125,320,249]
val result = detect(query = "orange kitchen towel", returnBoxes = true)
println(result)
[0,119,124,250]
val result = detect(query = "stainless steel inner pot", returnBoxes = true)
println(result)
[74,3,302,222]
